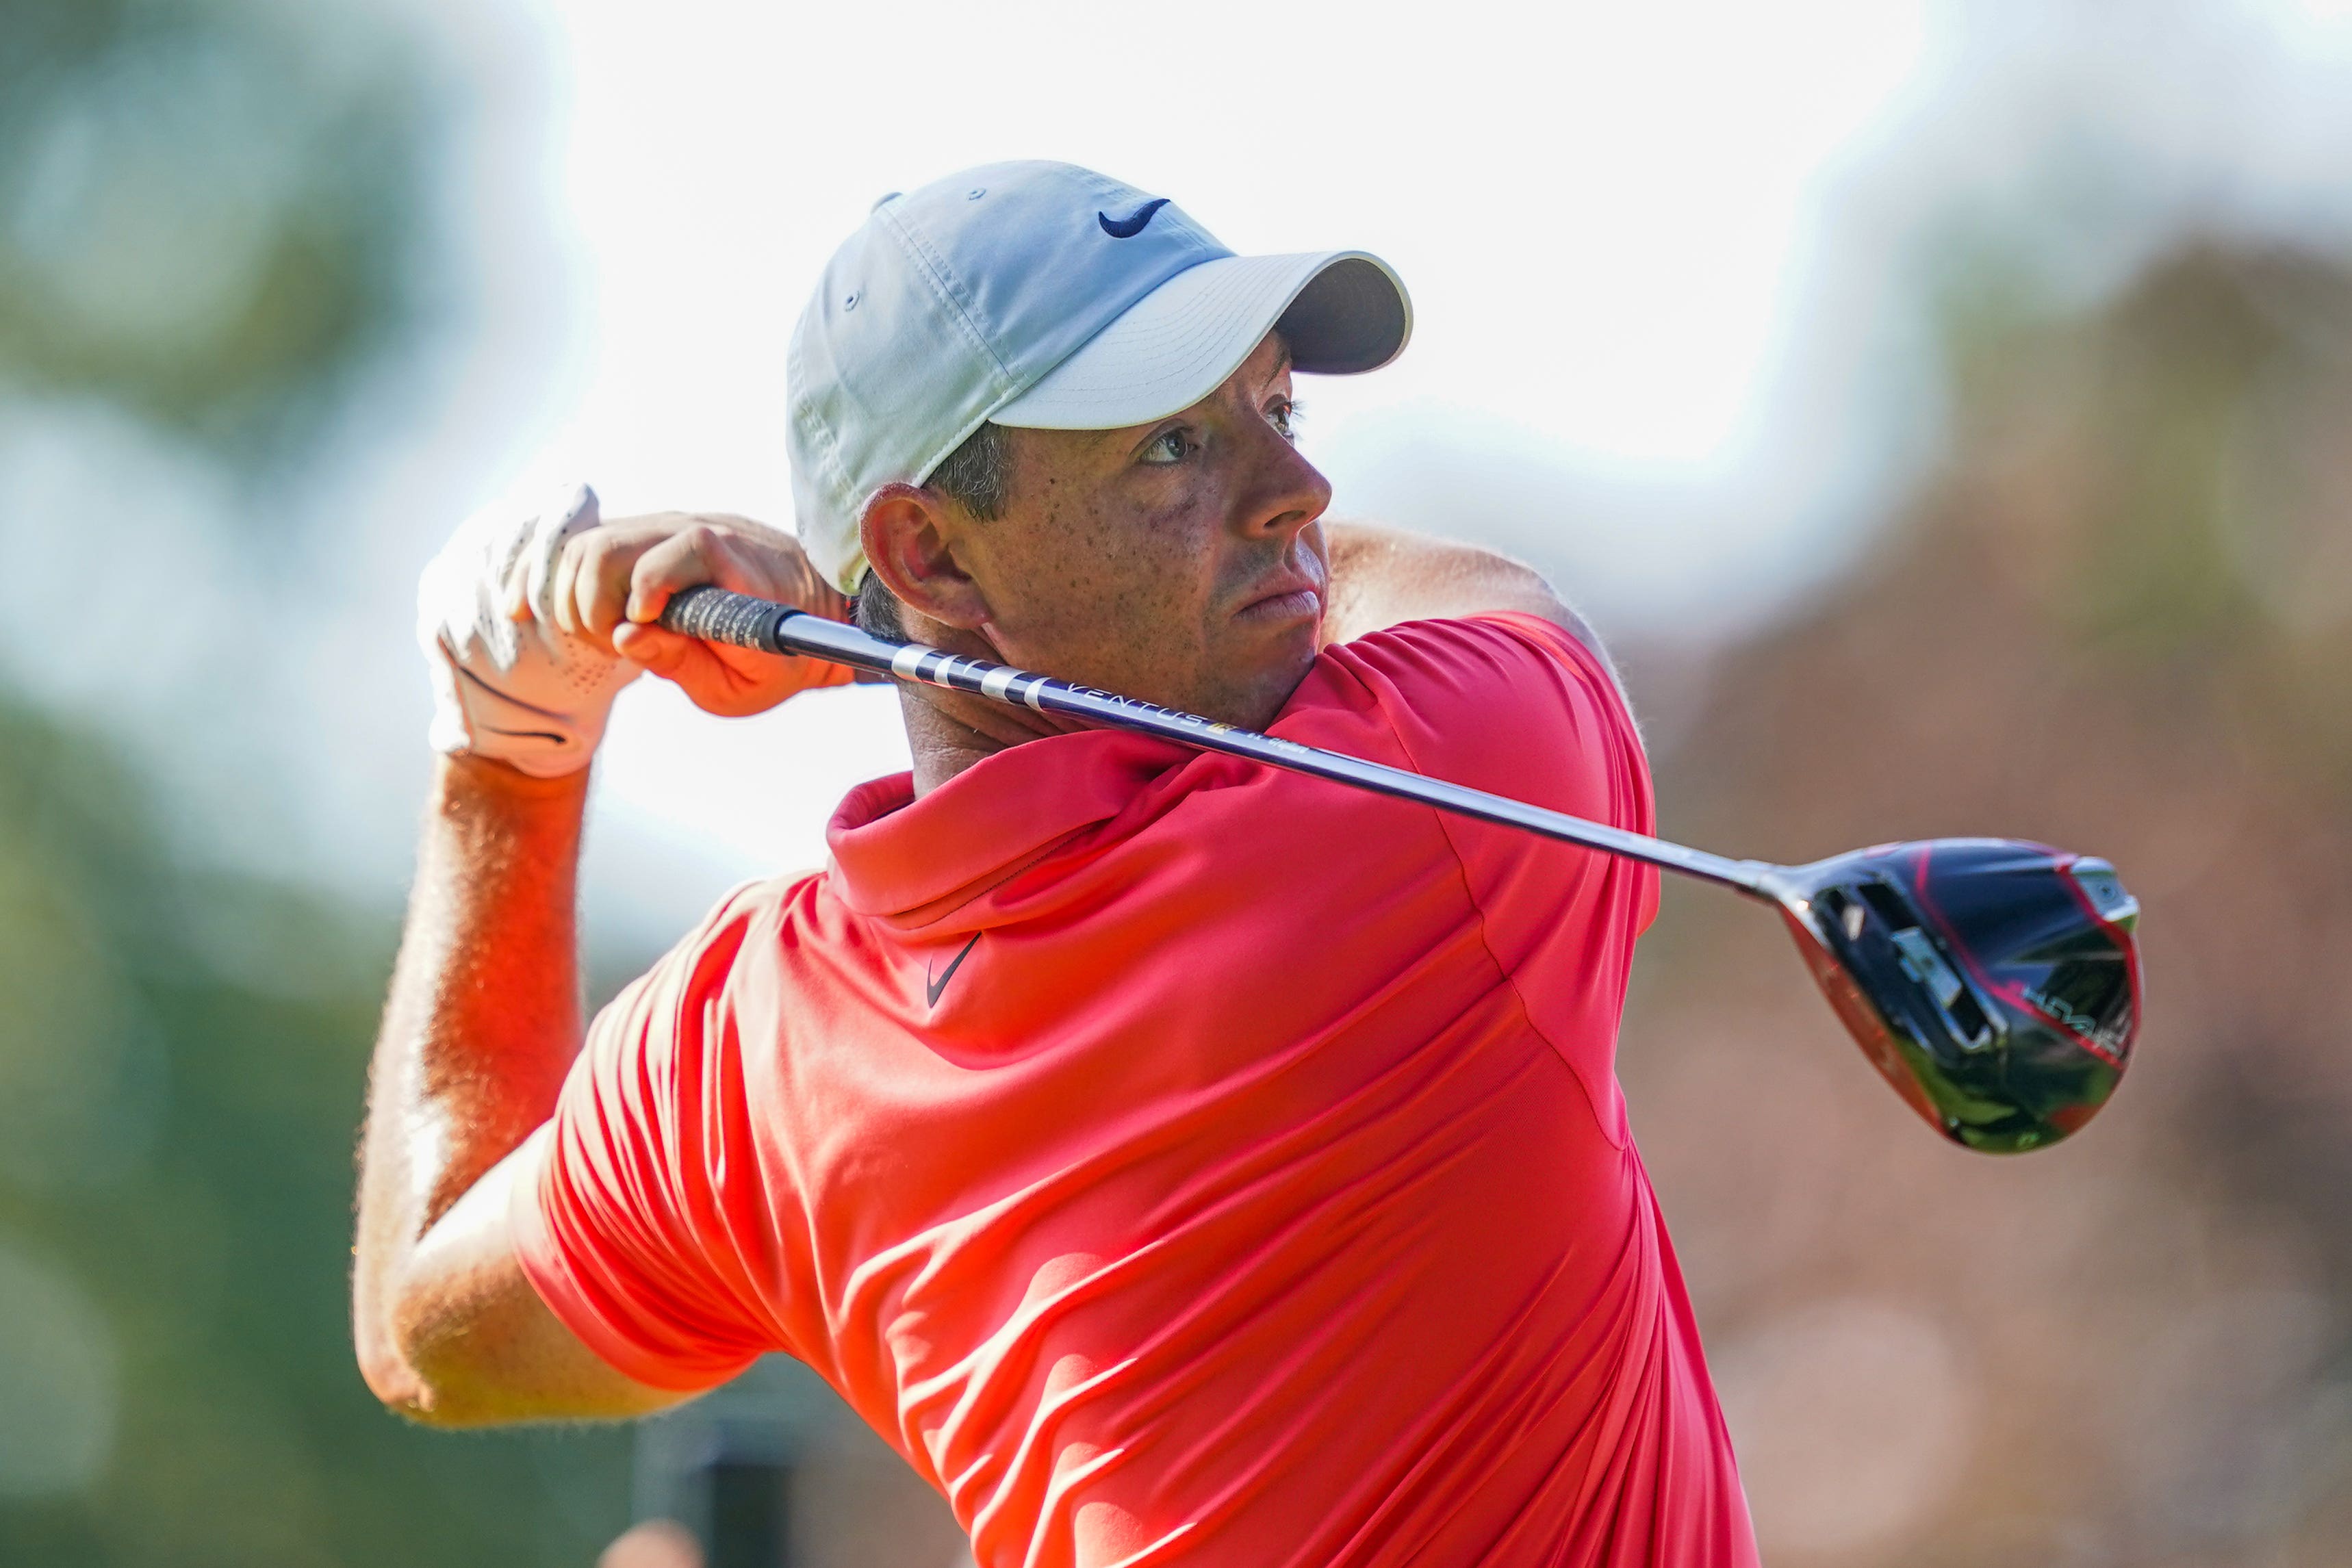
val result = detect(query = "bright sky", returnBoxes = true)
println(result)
[541,0,1930,493]
[513,0,1940,903]
[18,0,2352,942]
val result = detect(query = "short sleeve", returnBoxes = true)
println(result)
[509,884,784,1391]
[1315,613,1657,1146]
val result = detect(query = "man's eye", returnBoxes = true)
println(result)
[1268,398,1303,441]
[1141,428,1190,465]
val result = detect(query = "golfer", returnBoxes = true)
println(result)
[353,161,1757,1566]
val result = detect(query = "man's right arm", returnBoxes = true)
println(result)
[353,496,848,1425]
[352,754,685,1426]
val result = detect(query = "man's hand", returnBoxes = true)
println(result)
[417,485,647,777]
[420,489,860,782]
[550,510,857,718]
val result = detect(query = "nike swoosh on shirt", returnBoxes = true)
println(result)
[926,932,982,1007]
[1097,198,1170,239]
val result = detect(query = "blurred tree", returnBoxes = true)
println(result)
[0,0,432,465]
[0,693,633,1565]
[0,0,638,1561]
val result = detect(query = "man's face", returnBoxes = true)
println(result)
[953,333,1332,729]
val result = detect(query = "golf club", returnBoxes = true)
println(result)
[659,587,2141,1153]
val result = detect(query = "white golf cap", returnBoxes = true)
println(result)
[787,160,1411,594]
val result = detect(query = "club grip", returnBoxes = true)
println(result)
[658,585,785,653]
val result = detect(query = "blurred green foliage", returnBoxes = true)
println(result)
[0,0,639,1560]
[0,695,635,1565]
[0,0,431,463]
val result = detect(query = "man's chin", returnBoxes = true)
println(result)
[1210,639,1321,730]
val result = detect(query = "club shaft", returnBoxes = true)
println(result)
[661,587,1776,896]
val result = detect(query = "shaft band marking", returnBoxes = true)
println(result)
[672,588,1771,896]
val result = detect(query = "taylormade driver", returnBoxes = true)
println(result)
[659,588,2142,1154]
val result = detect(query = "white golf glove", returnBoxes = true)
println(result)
[416,483,641,778]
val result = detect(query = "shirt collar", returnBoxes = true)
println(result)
[824,729,1191,925]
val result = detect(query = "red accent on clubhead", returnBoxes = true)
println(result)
[1905,843,2139,1070]
[1777,905,1949,1138]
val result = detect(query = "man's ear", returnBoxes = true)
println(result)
[860,484,993,631]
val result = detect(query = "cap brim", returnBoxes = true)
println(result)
[990,251,1411,431]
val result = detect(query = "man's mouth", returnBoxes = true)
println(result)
[1233,574,1325,625]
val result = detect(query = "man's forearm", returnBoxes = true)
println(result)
[352,755,589,1404]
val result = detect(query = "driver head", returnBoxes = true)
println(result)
[1769,839,2140,1153]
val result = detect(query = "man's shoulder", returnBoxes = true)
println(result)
[1294,611,1652,840]
[701,869,828,928]
[1313,611,1627,730]
[641,871,833,992]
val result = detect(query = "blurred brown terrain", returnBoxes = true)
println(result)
[1622,240,2352,1565]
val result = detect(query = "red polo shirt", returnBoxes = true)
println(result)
[513,612,1756,1567]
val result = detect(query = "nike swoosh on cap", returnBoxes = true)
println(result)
[1097,198,1171,239]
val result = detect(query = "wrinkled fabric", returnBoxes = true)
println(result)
[513,613,1756,1567]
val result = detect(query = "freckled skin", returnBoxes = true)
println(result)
[353,331,1598,1431]
[861,334,1335,788]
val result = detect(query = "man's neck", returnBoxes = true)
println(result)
[889,612,1097,796]
[899,682,1073,797]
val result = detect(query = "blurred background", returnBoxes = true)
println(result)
[0,0,2347,1563]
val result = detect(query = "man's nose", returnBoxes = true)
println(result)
[1235,417,1333,544]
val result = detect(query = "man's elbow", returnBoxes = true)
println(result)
[355,1311,508,1428]
[356,1340,442,1424]
[360,1354,519,1428]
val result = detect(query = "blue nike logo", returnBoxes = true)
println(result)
[1097,198,1171,239]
